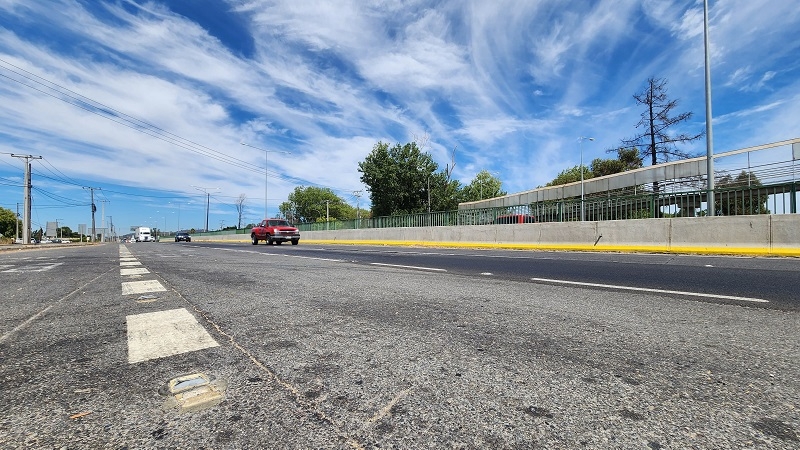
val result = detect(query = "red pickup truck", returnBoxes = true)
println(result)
[251,219,300,245]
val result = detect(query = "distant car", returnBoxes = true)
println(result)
[492,214,537,224]
[175,232,191,242]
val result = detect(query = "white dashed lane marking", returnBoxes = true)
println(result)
[122,280,167,295]
[370,262,447,272]
[2,262,63,273]
[121,267,150,276]
[126,308,219,363]
[120,261,142,266]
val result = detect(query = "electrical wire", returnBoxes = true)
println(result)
[0,58,358,194]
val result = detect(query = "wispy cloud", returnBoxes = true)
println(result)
[0,0,798,228]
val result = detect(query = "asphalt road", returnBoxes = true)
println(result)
[209,241,800,310]
[1,242,798,449]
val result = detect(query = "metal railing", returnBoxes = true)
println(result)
[292,181,797,231]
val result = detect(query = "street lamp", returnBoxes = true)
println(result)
[191,186,219,232]
[240,142,291,219]
[578,137,594,221]
[169,201,191,232]
[703,0,715,215]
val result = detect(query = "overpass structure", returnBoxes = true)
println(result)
[458,138,799,222]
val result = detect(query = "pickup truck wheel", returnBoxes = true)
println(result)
[267,235,274,245]
[251,235,258,245]
[276,241,283,245]
[291,239,299,245]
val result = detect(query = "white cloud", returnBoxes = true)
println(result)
[0,0,798,228]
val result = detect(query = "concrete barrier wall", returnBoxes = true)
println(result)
[198,215,800,256]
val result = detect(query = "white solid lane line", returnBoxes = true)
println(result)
[530,277,769,303]
[370,262,447,272]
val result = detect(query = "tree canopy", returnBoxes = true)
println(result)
[461,170,506,203]
[715,171,769,216]
[0,207,20,239]
[592,147,643,176]
[278,186,355,223]
[358,141,438,216]
[545,166,593,187]
[545,147,644,187]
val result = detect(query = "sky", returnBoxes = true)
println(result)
[1,0,799,234]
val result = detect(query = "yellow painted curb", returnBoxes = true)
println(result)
[194,238,800,257]
[301,240,800,257]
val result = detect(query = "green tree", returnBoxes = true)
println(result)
[0,207,21,238]
[591,147,643,176]
[715,171,769,216]
[358,141,438,216]
[428,171,464,211]
[462,170,506,202]
[546,147,644,187]
[545,166,593,187]
[279,186,351,223]
[57,226,74,238]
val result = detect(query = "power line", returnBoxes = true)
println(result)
[0,58,360,195]
[36,158,85,187]
[31,186,88,206]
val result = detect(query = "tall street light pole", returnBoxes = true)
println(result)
[192,185,218,232]
[578,137,594,221]
[703,0,715,216]
[240,142,291,219]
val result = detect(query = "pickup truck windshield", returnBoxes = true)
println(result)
[267,220,290,226]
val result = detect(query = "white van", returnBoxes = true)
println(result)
[134,227,153,242]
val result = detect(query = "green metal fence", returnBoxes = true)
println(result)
[191,181,797,236]
[295,180,797,231]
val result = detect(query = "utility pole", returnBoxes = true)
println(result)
[55,218,63,239]
[83,186,100,241]
[108,216,115,242]
[11,154,42,245]
[100,199,109,242]
[16,203,20,242]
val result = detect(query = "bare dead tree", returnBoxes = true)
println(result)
[622,77,703,192]
[234,194,246,229]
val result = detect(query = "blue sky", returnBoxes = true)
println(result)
[1,0,798,234]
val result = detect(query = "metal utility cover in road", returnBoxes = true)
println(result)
[161,373,227,413]
[126,308,219,363]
